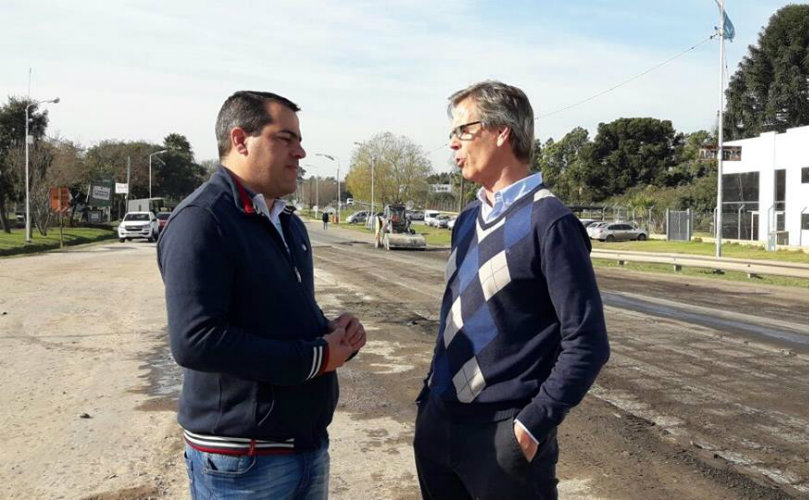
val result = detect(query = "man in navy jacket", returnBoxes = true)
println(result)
[414,81,609,500]
[158,91,365,500]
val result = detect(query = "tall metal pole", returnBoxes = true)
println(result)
[126,156,131,212]
[24,105,31,243]
[715,0,726,257]
[315,153,340,224]
[148,150,167,200]
[336,160,340,224]
[370,155,375,219]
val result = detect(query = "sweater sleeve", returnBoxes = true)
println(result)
[157,205,329,386]
[515,214,610,443]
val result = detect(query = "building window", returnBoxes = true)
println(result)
[722,172,759,202]
[802,167,809,184]
[803,214,809,231]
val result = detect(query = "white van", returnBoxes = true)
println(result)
[424,210,441,227]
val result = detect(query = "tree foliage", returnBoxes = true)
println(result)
[346,132,432,207]
[577,118,682,201]
[156,133,205,200]
[724,4,809,139]
[0,97,50,232]
[83,133,204,205]
[532,126,590,203]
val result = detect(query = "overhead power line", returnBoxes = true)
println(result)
[538,34,717,119]
[426,33,717,160]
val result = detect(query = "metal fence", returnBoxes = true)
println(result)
[666,209,692,241]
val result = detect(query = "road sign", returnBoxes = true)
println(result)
[699,145,742,161]
[49,187,71,213]
[115,183,129,194]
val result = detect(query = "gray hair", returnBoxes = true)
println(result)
[447,80,534,162]
[215,91,300,159]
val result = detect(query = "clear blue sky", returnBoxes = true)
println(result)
[1,0,801,175]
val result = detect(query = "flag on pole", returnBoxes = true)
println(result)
[714,0,735,41]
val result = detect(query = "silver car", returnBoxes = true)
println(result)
[590,222,648,242]
[346,211,368,224]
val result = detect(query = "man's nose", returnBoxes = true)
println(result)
[449,136,460,150]
[294,143,306,159]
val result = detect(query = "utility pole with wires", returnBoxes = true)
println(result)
[715,0,732,257]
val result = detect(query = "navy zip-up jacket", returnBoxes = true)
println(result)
[157,166,335,451]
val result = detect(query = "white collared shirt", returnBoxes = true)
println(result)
[252,193,290,253]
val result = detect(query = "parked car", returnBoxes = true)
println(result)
[424,210,441,227]
[447,216,458,230]
[586,221,609,238]
[156,212,171,233]
[346,210,368,224]
[346,198,354,206]
[118,211,159,242]
[407,210,424,221]
[435,215,452,228]
[590,222,648,242]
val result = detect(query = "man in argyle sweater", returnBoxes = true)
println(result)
[414,81,610,500]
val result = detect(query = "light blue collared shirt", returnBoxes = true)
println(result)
[476,172,543,223]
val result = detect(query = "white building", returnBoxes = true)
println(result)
[723,125,809,248]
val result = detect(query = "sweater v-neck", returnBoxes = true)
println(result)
[474,183,547,231]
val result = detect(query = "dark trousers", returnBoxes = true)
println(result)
[414,397,558,500]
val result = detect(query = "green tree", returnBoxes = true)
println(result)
[0,97,50,232]
[84,140,156,198]
[666,130,714,185]
[578,117,681,201]
[533,127,590,203]
[155,133,205,200]
[346,132,432,208]
[724,4,809,139]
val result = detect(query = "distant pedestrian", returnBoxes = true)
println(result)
[158,90,366,500]
[414,81,610,500]
[322,210,330,230]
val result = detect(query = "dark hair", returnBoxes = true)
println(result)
[215,91,301,159]
[447,80,534,162]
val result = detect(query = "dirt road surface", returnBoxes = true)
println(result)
[1,221,807,500]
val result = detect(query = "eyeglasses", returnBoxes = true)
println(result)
[448,120,483,140]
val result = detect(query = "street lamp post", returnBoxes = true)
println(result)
[304,164,319,216]
[353,142,374,224]
[148,150,168,200]
[25,97,59,243]
[316,153,340,224]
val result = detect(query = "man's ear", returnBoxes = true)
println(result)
[231,128,249,156]
[496,126,511,147]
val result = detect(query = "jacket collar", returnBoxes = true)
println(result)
[212,165,296,216]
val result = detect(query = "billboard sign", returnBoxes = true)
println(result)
[88,179,114,207]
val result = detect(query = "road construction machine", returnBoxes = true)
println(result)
[373,203,427,250]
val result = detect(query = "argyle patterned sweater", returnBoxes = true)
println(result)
[424,184,609,444]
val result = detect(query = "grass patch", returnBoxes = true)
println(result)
[338,223,376,235]
[592,258,809,288]
[592,239,809,263]
[0,227,117,257]
[419,227,452,247]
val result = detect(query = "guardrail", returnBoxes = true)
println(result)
[591,249,809,280]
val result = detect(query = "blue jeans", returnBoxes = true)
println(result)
[184,444,330,500]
